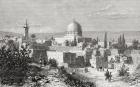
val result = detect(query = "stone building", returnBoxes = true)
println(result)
[47,51,76,67]
[47,46,87,67]
[30,43,48,63]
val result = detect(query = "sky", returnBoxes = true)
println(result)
[0,0,140,33]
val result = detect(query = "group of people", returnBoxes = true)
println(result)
[105,69,112,82]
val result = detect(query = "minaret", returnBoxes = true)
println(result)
[23,20,29,42]
[104,32,107,48]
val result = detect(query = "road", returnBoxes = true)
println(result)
[77,68,131,87]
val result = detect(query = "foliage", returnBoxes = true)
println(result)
[111,34,127,54]
[48,59,58,67]
[91,39,98,46]
[0,45,31,85]
[104,32,107,48]
[31,34,36,38]
[65,40,69,46]
[58,67,96,87]
[118,64,129,76]
[132,39,139,49]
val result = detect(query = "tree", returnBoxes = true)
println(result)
[5,35,11,38]
[31,34,36,43]
[65,40,69,46]
[118,64,129,76]
[104,32,108,48]
[48,59,58,67]
[0,45,31,85]
[117,34,127,54]
[132,39,139,49]
[31,34,36,38]
[91,39,98,46]
[6,40,18,51]
[96,37,99,44]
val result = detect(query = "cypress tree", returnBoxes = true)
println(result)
[104,32,107,48]
[96,36,99,44]
[122,34,125,47]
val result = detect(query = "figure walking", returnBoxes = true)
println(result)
[105,69,109,81]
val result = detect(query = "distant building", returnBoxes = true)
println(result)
[29,43,48,63]
[47,46,88,67]
[53,20,92,47]
[47,51,76,67]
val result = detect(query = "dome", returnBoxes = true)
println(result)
[67,20,82,36]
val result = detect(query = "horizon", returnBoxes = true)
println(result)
[0,30,140,43]
[1,30,140,34]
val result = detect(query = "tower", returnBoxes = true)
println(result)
[104,32,107,48]
[23,20,29,42]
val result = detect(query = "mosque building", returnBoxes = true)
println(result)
[53,20,92,47]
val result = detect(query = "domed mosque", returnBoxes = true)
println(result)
[54,20,92,46]
[66,20,82,37]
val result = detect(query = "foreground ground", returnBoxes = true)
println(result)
[77,67,140,87]
[1,64,140,87]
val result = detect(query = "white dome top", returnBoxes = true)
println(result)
[67,20,82,36]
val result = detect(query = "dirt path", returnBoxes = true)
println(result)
[30,64,131,87]
[78,68,130,87]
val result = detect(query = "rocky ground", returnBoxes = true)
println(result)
[3,64,140,87]
[22,66,69,87]
[22,65,95,87]
[0,65,69,87]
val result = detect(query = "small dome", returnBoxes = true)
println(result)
[67,20,82,36]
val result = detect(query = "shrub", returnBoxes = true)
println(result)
[118,64,129,76]
[0,46,31,85]
[48,59,58,67]
[58,67,96,87]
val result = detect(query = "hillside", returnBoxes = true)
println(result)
[0,31,139,42]
[34,31,140,42]
[0,31,22,38]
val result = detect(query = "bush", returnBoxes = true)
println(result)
[0,46,31,85]
[118,64,129,76]
[48,59,58,67]
[59,67,96,87]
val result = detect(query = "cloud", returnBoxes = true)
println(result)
[95,4,135,19]
[99,4,113,12]
[0,0,140,32]
[30,26,55,33]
